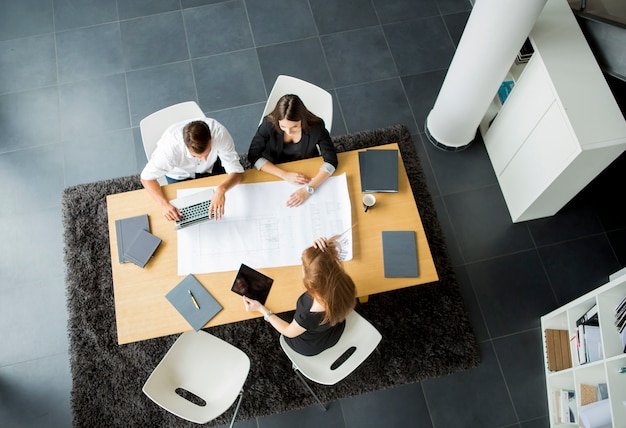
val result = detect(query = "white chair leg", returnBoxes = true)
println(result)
[229,389,245,428]
[294,369,327,411]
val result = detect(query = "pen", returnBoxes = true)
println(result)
[188,290,200,309]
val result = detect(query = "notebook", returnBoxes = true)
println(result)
[166,274,223,331]
[358,149,399,192]
[382,231,419,278]
[230,263,274,305]
[124,229,162,268]
[115,214,150,263]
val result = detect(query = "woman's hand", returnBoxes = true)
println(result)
[313,237,329,251]
[282,171,311,186]
[242,296,264,313]
[286,187,310,208]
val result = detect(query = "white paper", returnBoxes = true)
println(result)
[177,173,352,274]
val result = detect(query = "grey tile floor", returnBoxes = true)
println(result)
[1,1,625,427]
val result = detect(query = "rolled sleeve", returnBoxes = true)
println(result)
[320,162,335,176]
[254,157,269,170]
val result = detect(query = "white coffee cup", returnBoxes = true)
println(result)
[362,194,376,212]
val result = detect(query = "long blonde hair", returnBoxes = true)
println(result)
[301,239,356,326]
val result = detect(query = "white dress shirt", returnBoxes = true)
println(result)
[140,117,244,181]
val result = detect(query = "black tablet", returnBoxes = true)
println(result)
[230,263,274,305]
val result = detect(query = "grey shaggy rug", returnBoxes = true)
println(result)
[63,124,480,427]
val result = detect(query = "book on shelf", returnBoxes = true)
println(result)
[551,389,576,424]
[544,329,572,371]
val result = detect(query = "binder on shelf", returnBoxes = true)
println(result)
[166,274,223,331]
[124,229,162,268]
[115,214,150,264]
[358,149,399,193]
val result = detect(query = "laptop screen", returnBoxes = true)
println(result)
[230,263,274,304]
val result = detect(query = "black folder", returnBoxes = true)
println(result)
[382,231,419,278]
[358,149,399,192]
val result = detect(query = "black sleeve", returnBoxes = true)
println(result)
[315,121,338,169]
[247,118,274,166]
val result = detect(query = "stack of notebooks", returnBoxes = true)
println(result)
[358,149,399,193]
[115,214,162,268]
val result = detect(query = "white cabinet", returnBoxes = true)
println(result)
[541,269,626,427]
[479,0,626,222]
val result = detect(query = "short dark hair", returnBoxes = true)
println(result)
[267,94,321,133]
[183,121,211,153]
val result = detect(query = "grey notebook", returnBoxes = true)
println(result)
[124,229,162,268]
[358,149,399,192]
[115,214,150,264]
[382,231,419,278]
[166,274,223,331]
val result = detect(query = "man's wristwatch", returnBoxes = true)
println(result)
[305,184,315,194]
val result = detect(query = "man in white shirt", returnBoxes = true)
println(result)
[140,118,244,221]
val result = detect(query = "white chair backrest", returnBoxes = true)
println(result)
[261,75,333,132]
[280,310,381,385]
[142,331,250,424]
[139,101,204,161]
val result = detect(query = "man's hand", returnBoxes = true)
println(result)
[208,188,226,220]
[286,187,310,208]
[161,201,181,221]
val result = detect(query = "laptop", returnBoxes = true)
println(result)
[230,263,274,304]
[170,188,215,230]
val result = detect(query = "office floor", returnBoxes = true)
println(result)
[1,1,625,427]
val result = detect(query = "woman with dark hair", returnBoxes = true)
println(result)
[248,94,338,207]
[242,237,356,356]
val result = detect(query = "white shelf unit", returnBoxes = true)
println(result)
[541,269,626,427]
[479,0,626,223]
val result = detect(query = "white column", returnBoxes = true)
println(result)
[425,0,547,150]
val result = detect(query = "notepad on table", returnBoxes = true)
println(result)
[124,229,162,268]
[166,274,223,331]
[382,231,419,278]
[358,149,399,192]
[115,214,150,264]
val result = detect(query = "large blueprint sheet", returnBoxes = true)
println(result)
[177,173,352,275]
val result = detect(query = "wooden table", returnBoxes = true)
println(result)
[107,143,438,344]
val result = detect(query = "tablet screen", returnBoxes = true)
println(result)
[230,263,274,304]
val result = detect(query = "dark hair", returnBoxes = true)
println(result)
[301,239,356,326]
[267,94,321,133]
[183,121,211,154]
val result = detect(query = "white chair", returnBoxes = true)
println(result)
[139,101,204,185]
[279,310,382,411]
[143,331,250,427]
[261,75,333,132]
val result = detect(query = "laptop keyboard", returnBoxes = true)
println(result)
[175,200,211,230]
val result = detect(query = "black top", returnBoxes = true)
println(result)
[284,292,345,356]
[248,117,338,168]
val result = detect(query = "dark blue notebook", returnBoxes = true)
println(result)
[166,274,223,331]
[382,231,419,278]
[358,149,399,193]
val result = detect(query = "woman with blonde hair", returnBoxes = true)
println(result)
[242,237,356,356]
